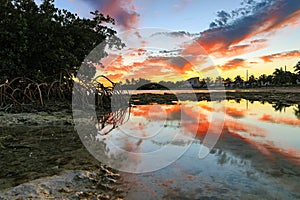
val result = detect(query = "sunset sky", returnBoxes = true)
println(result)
[45,0,300,82]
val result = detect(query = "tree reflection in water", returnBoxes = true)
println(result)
[73,75,131,138]
[95,81,131,135]
[271,102,300,119]
[272,102,291,112]
[96,106,131,135]
[294,104,300,119]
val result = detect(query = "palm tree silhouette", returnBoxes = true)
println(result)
[273,67,285,85]
[294,61,300,75]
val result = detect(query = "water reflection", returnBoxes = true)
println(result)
[114,98,300,199]
[72,88,300,198]
[92,95,300,168]
[129,92,300,119]
[95,107,131,135]
[269,102,300,122]
[63,97,296,197]
[272,102,291,112]
[2,92,300,198]
[294,104,300,119]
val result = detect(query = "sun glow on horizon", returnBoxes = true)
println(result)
[69,0,300,84]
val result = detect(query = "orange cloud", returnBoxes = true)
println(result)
[260,50,300,63]
[199,104,214,112]
[182,32,269,59]
[217,58,247,71]
[130,105,152,118]
[165,56,194,74]
[130,104,182,120]
[105,73,123,82]
[225,107,246,118]
[200,65,216,73]
[103,54,197,82]
[260,114,300,126]
[199,105,246,118]
[224,119,265,135]
[101,54,129,72]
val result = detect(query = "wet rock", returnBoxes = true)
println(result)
[0,166,126,200]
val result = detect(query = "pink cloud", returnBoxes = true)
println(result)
[260,114,300,126]
[86,0,140,30]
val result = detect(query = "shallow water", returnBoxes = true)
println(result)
[1,98,300,199]
[95,99,300,199]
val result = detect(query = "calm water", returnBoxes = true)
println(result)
[1,98,300,199]
[96,98,300,199]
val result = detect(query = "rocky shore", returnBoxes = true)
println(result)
[0,165,125,200]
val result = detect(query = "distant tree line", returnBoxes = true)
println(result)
[223,62,300,88]
[119,61,300,89]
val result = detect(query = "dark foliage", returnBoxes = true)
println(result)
[0,0,124,107]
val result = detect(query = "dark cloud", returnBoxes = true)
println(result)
[209,10,232,28]
[159,49,181,55]
[167,56,191,70]
[209,0,273,28]
[184,0,300,56]
[151,31,200,38]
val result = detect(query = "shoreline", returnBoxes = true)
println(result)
[1,87,300,116]
[130,87,300,105]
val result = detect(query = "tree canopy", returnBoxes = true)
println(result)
[0,0,123,83]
